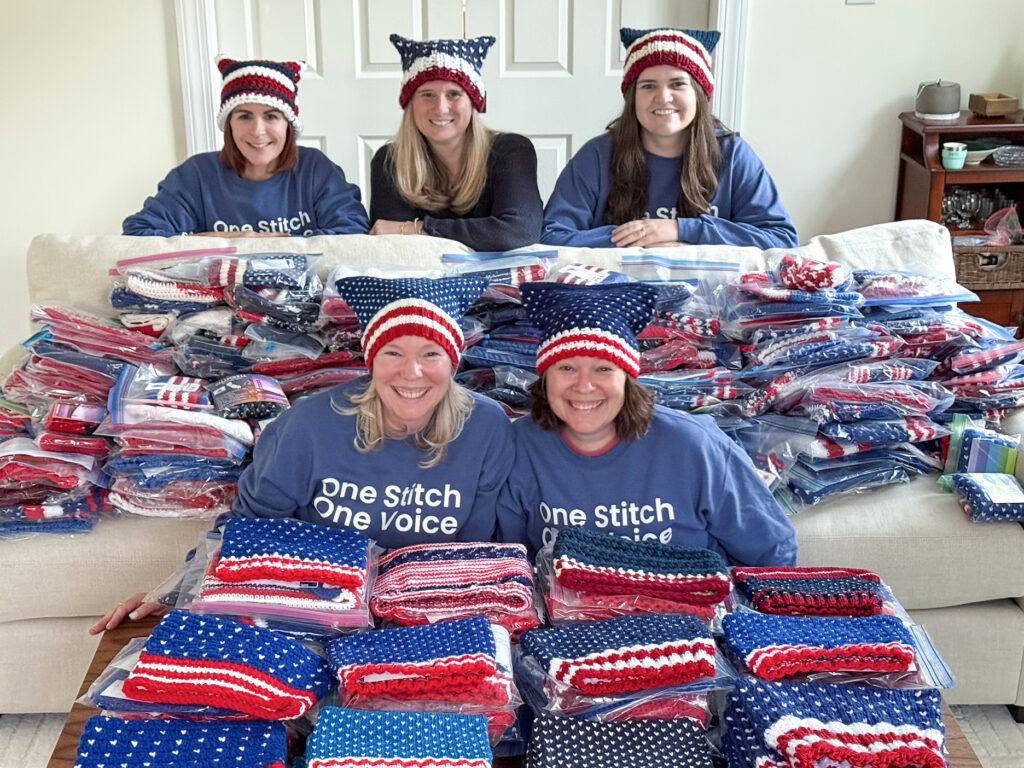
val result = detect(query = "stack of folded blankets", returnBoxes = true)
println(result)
[545,527,731,622]
[325,615,517,740]
[369,541,539,634]
[192,516,372,632]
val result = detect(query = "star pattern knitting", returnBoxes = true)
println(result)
[390,33,496,112]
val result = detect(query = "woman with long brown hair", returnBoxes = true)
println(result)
[540,28,797,249]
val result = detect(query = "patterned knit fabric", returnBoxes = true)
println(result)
[304,707,492,768]
[325,616,512,706]
[141,375,211,409]
[731,566,885,617]
[722,613,916,681]
[520,282,658,378]
[121,610,331,719]
[777,254,852,292]
[951,472,1024,522]
[216,517,369,589]
[619,27,720,98]
[370,542,539,632]
[206,254,312,289]
[551,527,730,605]
[524,712,713,768]
[74,715,287,768]
[721,678,945,768]
[389,34,496,112]
[518,613,715,695]
[216,56,304,134]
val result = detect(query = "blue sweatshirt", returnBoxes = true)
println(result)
[122,147,369,236]
[370,133,543,252]
[497,406,797,566]
[231,379,513,549]
[540,131,797,249]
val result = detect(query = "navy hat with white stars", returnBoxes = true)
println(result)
[334,275,486,372]
[390,33,496,112]
[620,27,720,98]
[520,282,657,378]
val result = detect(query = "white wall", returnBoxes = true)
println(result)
[742,0,1024,241]
[3,0,1024,354]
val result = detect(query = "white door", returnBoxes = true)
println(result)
[176,0,745,208]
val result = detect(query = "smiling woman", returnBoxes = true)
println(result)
[122,55,369,237]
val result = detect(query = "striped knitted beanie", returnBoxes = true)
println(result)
[325,616,511,706]
[722,612,916,681]
[335,275,486,372]
[731,565,885,617]
[74,715,287,768]
[305,707,492,768]
[552,526,730,605]
[370,541,538,631]
[216,517,369,590]
[121,610,331,719]
[215,55,304,134]
[525,712,712,768]
[518,613,715,695]
[390,33,496,112]
[521,282,657,378]
[721,678,945,768]
[620,27,720,98]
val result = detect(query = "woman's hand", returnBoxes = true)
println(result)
[192,230,287,238]
[369,219,421,235]
[610,218,678,248]
[88,592,168,634]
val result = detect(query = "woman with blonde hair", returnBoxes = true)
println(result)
[369,34,543,251]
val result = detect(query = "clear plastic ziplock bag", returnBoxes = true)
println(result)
[194,252,323,290]
[853,268,980,307]
[769,252,852,292]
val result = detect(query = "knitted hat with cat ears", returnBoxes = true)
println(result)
[215,55,305,135]
[620,27,720,99]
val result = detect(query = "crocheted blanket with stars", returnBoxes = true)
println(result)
[304,707,493,768]
[518,613,715,696]
[551,526,731,605]
[73,715,287,768]
[524,711,713,768]
[120,610,331,719]
[369,541,538,631]
[722,612,916,681]
[731,565,885,617]
[721,678,945,768]
[215,516,369,589]
[325,615,512,707]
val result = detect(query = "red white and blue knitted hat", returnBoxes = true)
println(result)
[390,33,496,112]
[521,282,657,378]
[335,275,486,371]
[620,27,720,98]
[215,55,304,135]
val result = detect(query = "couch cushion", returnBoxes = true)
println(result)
[0,515,210,622]
[792,473,1024,609]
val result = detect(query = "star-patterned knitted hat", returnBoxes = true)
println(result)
[305,707,492,768]
[215,55,304,134]
[390,33,496,112]
[620,27,720,98]
[520,282,657,378]
[334,275,486,371]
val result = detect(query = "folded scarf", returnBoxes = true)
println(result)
[217,517,368,589]
[518,613,715,695]
[524,711,713,768]
[304,707,492,768]
[721,678,945,768]
[74,715,286,768]
[722,613,916,680]
[551,527,730,605]
[206,254,312,289]
[731,566,884,617]
[121,610,331,719]
[325,616,511,706]
[951,472,1024,522]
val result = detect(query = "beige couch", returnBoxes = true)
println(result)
[3,221,1024,713]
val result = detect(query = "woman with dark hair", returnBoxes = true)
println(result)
[368,34,543,251]
[540,28,797,249]
[497,281,796,566]
[123,56,369,237]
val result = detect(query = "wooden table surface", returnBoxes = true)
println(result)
[48,617,982,768]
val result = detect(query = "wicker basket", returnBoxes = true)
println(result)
[953,244,1024,290]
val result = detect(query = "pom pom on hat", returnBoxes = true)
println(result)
[620,27,720,98]
[521,282,657,378]
[390,33,496,112]
[334,276,486,371]
[216,55,304,135]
